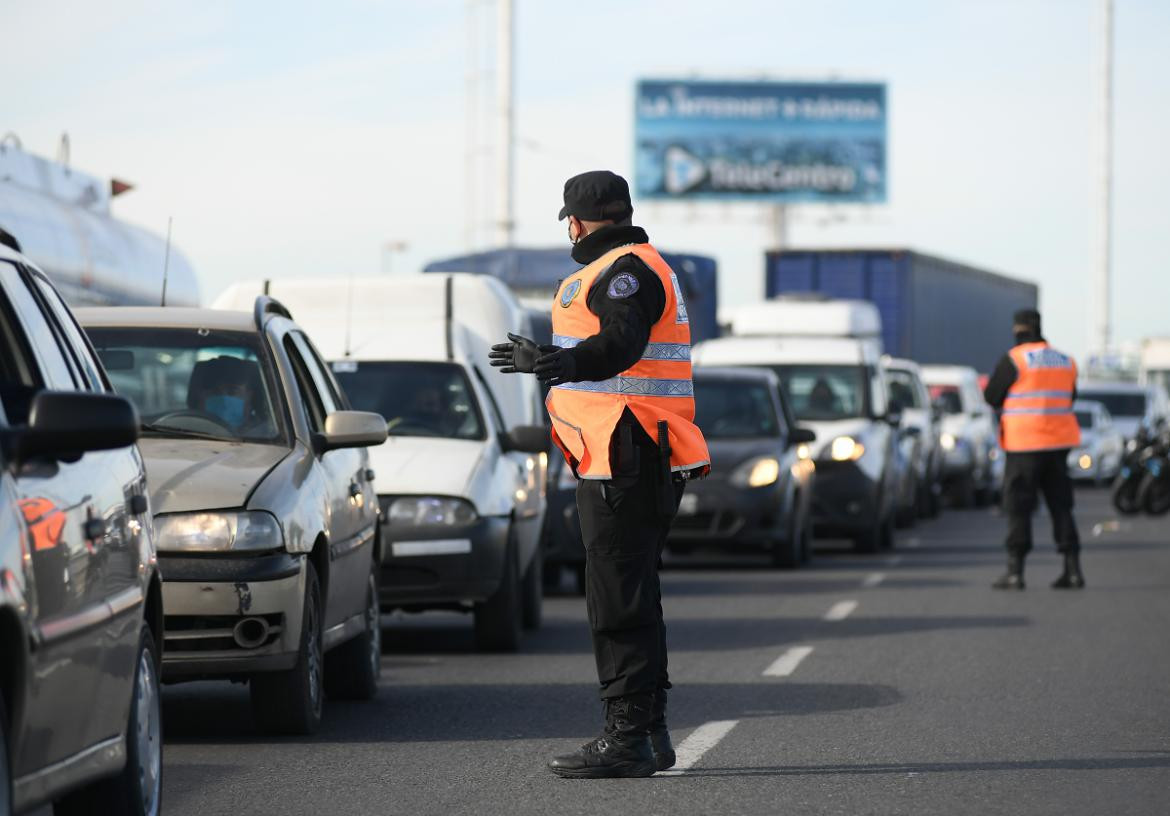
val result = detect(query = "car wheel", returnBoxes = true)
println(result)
[896,477,919,529]
[950,475,976,508]
[324,570,381,701]
[799,515,814,563]
[2,693,12,816]
[54,628,163,816]
[770,511,802,569]
[520,545,543,631]
[474,536,522,652]
[251,561,324,734]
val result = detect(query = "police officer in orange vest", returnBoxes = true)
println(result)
[491,170,710,778]
[984,309,1085,590]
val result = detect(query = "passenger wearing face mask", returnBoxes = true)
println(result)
[983,309,1084,590]
[188,356,269,437]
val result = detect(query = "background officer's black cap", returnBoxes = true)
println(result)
[1013,309,1042,331]
[558,170,633,222]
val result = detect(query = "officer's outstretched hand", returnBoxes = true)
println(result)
[490,332,543,374]
[534,348,577,386]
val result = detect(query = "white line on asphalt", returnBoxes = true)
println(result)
[763,646,814,677]
[861,572,886,588]
[905,537,922,548]
[658,720,739,775]
[824,600,859,621]
[885,555,903,567]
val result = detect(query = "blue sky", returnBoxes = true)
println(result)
[6,0,1167,361]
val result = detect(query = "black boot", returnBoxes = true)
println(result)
[649,690,675,772]
[1052,551,1085,589]
[548,696,656,779]
[992,553,1026,590]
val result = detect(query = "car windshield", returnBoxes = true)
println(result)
[886,368,924,409]
[331,361,486,440]
[769,365,869,421]
[1075,410,1094,429]
[694,379,781,439]
[87,328,284,443]
[928,385,964,415]
[1079,390,1146,419]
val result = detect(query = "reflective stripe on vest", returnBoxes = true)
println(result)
[545,243,710,479]
[1000,342,1080,452]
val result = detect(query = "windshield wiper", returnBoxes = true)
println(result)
[139,422,229,441]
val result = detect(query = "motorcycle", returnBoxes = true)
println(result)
[1112,425,1157,515]
[1137,426,1170,516]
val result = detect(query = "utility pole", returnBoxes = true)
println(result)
[465,0,479,251]
[1095,0,1113,356]
[496,0,515,247]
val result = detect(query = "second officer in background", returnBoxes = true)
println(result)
[491,170,709,778]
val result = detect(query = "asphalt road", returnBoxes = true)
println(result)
[154,489,1169,816]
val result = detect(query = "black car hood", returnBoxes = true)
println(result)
[705,437,788,479]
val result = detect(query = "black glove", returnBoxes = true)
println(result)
[534,347,577,386]
[490,332,543,374]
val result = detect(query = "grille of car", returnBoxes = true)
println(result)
[164,613,284,653]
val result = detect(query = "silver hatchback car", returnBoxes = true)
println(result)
[79,297,387,735]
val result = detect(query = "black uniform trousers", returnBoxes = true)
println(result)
[1002,449,1080,556]
[575,442,683,702]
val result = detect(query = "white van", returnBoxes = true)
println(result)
[694,298,901,552]
[920,364,998,506]
[215,275,548,651]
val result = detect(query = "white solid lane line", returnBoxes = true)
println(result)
[824,600,859,621]
[861,572,886,588]
[763,646,814,677]
[658,720,739,775]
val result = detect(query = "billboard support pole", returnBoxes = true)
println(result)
[496,0,515,248]
[769,204,788,251]
[1094,0,1113,356]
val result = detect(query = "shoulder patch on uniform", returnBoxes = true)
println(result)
[560,278,582,308]
[606,272,640,299]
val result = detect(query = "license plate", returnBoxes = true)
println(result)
[677,494,699,516]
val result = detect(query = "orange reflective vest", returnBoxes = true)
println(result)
[1001,342,1081,452]
[546,243,710,479]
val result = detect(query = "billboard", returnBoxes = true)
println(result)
[635,79,887,204]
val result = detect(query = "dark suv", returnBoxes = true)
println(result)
[0,246,163,816]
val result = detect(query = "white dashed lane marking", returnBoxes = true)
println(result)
[658,720,739,775]
[823,600,859,621]
[885,555,903,567]
[762,646,814,677]
[861,572,886,588]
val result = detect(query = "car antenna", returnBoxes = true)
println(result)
[160,216,173,306]
[343,271,355,358]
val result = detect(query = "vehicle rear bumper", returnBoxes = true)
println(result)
[159,552,305,680]
[378,515,511,609]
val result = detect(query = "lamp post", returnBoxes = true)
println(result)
[382,240,408,275]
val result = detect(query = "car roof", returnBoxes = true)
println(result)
[921,364,977,384]
[75,306,258,333]
[693,365,780,385]
[882,356,922,374]
[695,335,877,365]
[1078,380,1147,394]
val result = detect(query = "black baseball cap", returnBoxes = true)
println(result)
[557,170,633,222]
[1013,308,1041,330]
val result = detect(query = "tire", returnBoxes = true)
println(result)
[1140,474,1170,516]
[251,562,324,735]
[474,536,522,652]
[896,477,918,529]
[324,571,381,701]
[55,629,163,816]
[799,516,813,563]
[2,694,12,816]
[521,545,543,631]
[1112,475,1143,515]
[950,475,976,509]
[770,512,802,568]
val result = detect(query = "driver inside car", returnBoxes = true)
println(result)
[187,355,269,435]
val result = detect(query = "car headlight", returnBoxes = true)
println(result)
[940,433,956,451]
[1077,453,1093,470]
[387,497,478,526]
[827,436,865,462]
[155,511,283,553]
[730,456,781,488]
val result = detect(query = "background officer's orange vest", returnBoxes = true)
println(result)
[1001,341,1080,452]
[546,243,710,479]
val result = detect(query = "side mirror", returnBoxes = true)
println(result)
[319,411,388,451]
[502,424,549,454]
[789,427,816,447]
[10,391,139,462]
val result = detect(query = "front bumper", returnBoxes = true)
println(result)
[810,460,882,536]
[159,551,306,680]
[669,478,787,550]
[378,514,511,609]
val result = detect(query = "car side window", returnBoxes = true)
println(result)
[283,336,326,432]
[33,276,105,392]
[0,268,44,425]
[0,262,77,391]
[289,332,341,415]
